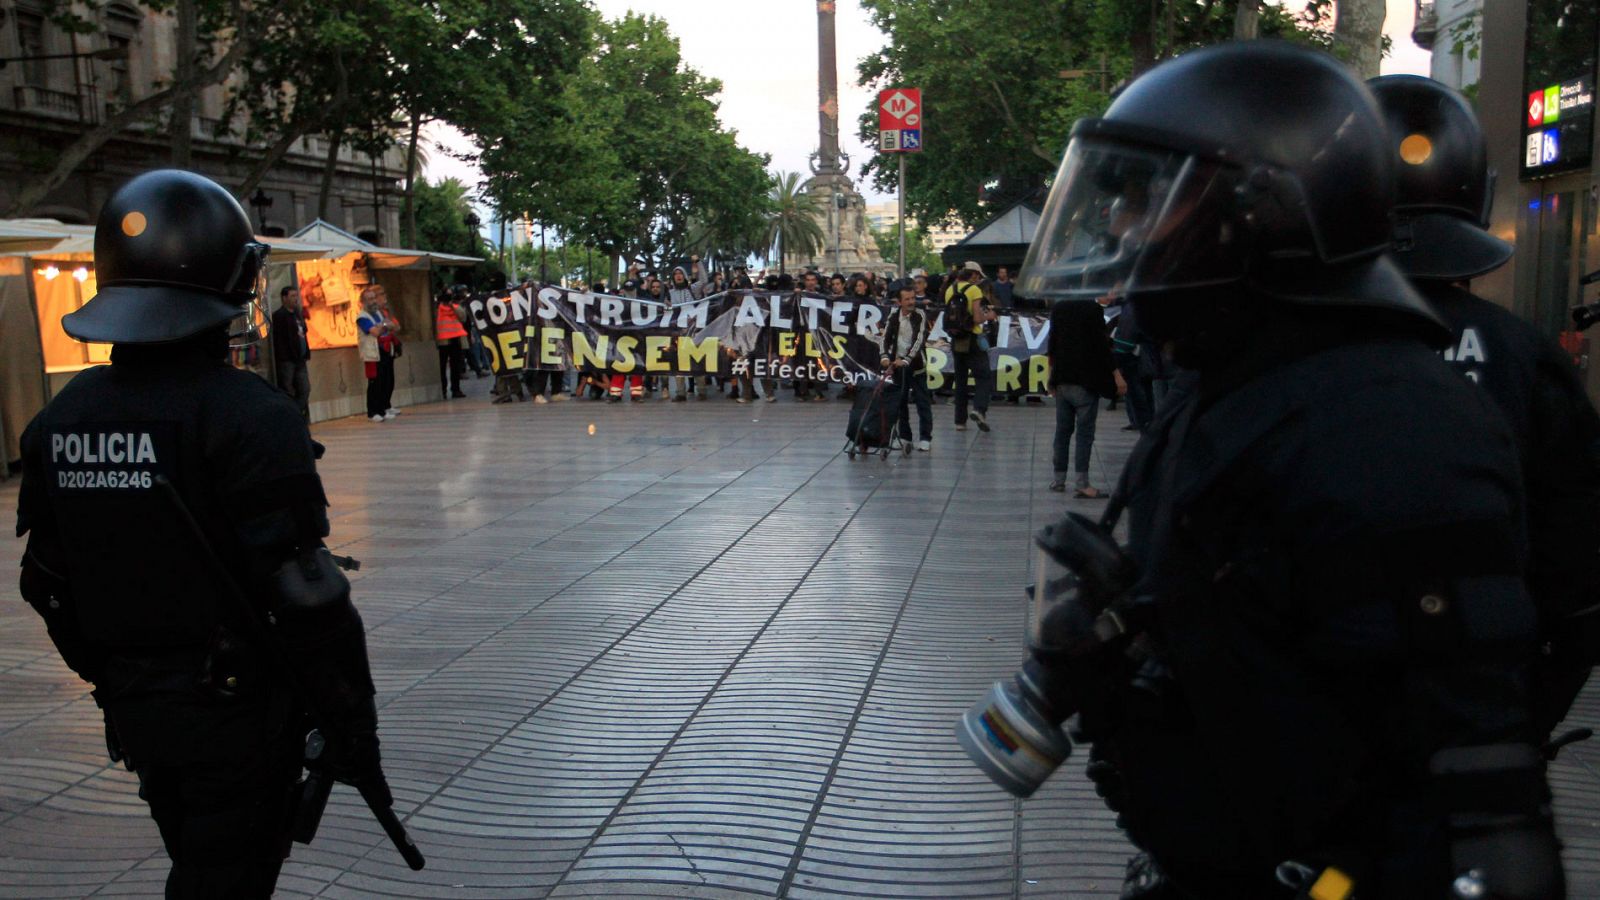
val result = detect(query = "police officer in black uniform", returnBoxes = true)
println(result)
[16,170,388,897]
[1370,74,1600,740]
[1009,43,1563,898]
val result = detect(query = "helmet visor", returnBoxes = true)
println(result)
[1019,138,1251,300]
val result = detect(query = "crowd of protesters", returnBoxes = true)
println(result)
[391,260,1181,491]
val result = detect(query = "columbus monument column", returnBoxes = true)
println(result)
[788,0,887,274]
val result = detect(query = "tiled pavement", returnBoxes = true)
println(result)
[1,380,1596,899]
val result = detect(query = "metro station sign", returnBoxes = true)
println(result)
[878,87,923,154]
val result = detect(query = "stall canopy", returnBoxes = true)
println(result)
[292,220,480,269]
[940,200,1043,276]
[0,220,71,255]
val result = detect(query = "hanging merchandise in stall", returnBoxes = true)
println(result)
[294,254,370,349]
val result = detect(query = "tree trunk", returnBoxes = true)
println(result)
[317,131,343,221]
[402,111,423,247]
[170,0,198,167]
[235,124,310,204]
[1234,0,1262,40]
[1335,0,1386,78]
[4,0,248,216]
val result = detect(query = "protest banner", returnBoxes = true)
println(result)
[466,286,1057,394]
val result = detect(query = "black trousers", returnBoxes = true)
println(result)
[106,672,303,900]
[367,349,396,417]
[437,343,466,396]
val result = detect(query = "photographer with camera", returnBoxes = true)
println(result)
[961,44,1563,899]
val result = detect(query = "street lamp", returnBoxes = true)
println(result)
[247,188,273,233]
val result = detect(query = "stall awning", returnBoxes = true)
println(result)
[261,236,340,264]
[0,221,71,255]
[291,219,481,269]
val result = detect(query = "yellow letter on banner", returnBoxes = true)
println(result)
[678,336,718,370]
[481,334,501,371]
[778,331,797,357]
[644,336,672,372]
[497,331,524,370]
[996,354,1021,392]
[1029,353,1050,393]
[573,333,609,369]
[925,348,947,390]
[541,327,565,366]
[614,336,638,372]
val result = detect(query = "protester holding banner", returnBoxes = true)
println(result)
[667,259,710,402]
[793,272,829,402]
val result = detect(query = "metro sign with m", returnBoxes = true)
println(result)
[879,88,922,129]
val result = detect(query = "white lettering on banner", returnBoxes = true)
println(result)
[768,296,793,328]
[630,300,656,326]
[829,303,850,334]
[536,287,562,320]
[735,295,765,328]
[673,300,709,330]
[1018,315,1049,350]
[599,297,624,327]
[510,290,535,321]
[855,303,882,337]
[799,296,827,329]
[486,296,509,325]
[570,292,595,324]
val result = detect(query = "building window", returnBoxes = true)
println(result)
[16,10,48,87]
[104,4,140,103]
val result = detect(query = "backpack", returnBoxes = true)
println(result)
[944,284,976,338]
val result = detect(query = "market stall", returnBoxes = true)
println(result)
[283,220,480,422]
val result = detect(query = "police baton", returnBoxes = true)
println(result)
[152,475,425,871]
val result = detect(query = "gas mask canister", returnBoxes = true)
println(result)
[956,511,1139,797]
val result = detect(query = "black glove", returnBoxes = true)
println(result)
[317,699,391,807]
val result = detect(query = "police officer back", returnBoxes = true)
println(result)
[1370,74,1600,740]
[16,170,388,897]
[1005,42,1563,897]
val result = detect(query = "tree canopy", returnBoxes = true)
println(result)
[854,0,1354,230]
[479,11,772,277]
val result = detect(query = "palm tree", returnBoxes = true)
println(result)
[765,171,824,274]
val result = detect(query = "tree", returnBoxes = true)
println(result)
[6,0,252,216]
[869,223,939,275]
[855,0,1330,231]
[1333,0,1386,78]
[766,171,824,274]
[480,12,770,278]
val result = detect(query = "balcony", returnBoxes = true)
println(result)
[1413,1,1439,50]
[11,85,94,122]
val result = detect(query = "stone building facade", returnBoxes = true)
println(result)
[0,1,405,238]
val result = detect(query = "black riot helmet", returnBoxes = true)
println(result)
[1368,74,1511,281]
[1019,41,1443,340]
[63,169,269,344]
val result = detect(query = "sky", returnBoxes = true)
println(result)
[426,0,1435,238]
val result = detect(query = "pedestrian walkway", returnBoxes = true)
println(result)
[1,388,1596,898]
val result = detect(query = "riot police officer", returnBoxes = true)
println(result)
[998,42,1562,897]
[1370,74,1600,740]
[16,170,388,897]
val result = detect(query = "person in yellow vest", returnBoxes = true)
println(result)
[942,260,996,432]
[435,287,469,400]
